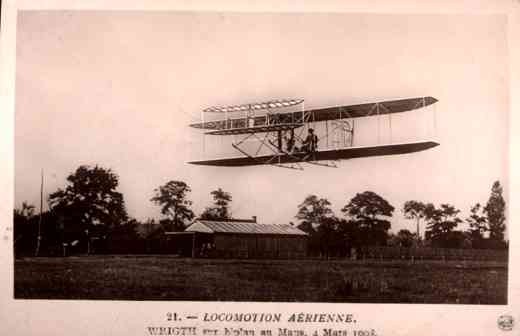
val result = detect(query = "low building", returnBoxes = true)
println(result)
[165,218,307,259]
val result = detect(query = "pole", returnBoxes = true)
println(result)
[86,229,90,255]
[389,114,392,143]
[191,233,196,258]
[35,169,43,257]
[433,104,437,138]
[325,120,329,148]
[351,119,355,146]
[417,218,420,240]
[377,104,380,144]
[201,108,205,158]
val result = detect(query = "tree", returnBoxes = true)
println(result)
[49,165,128,232]
[387,230,418,248]
[445,230,472,249]
[151,180,194,231]
[336,218,360,255]
[13,202,37,257]
[424,203,462,247]
[199,207,220,220]
[484,181,506,244]
[137,218,160,238]
[402,200,428,241]
[314,216,343,259]
[294,195,335,257]
[13,202,36,246]
[14,209,64,257]
[466,203,487,248]
[200,188,232,220]
[341,191,394,246]
[295,195,334,230]
[14,201,36,219]
[106,218,144,254]
[396,229,416,248]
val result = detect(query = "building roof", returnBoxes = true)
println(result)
[185,220,307,236]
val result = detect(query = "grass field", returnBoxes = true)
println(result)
[14,256,507,304]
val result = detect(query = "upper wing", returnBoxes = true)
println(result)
[190,96,438,130]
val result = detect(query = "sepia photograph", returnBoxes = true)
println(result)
[11,9,511,305]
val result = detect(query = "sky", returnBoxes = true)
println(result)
[15,11,509,236]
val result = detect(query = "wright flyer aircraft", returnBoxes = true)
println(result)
[188,97,439,169]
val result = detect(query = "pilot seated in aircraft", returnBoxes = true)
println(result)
[301,128,318,153]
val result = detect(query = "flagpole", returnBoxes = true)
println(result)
[35,169,43,257]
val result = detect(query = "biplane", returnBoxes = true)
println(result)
[188,96,439,169]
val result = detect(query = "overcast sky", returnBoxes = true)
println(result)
[15,11,509,235]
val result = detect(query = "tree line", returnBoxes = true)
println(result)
[14,165,232,256]
[295,182,507,258]
[14,164,507,257]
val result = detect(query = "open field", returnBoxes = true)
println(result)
[14,256,507,304]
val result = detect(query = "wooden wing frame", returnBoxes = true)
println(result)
[189,96,439,169]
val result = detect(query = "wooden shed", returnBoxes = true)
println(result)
[177,219,307,259]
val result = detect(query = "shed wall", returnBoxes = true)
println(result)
[214,234,307,259]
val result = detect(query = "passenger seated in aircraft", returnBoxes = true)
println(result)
[301,128,318,153]
[285,129,296,152]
